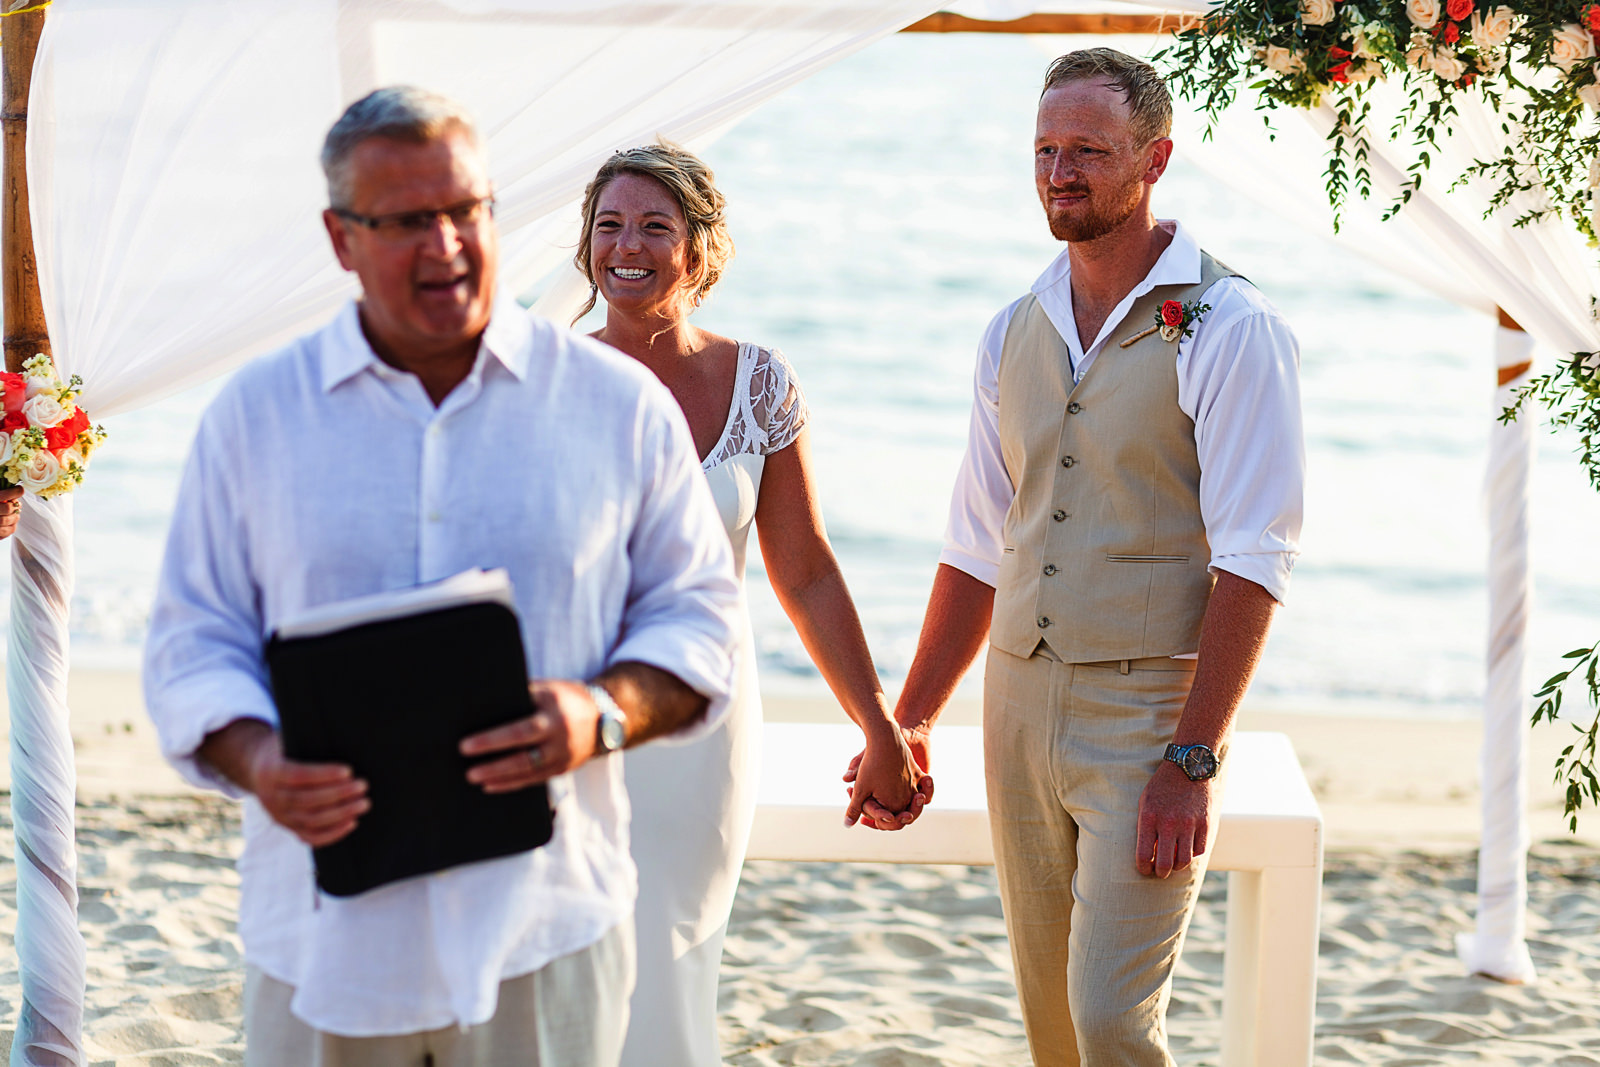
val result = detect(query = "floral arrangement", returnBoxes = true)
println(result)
[1158,0,1600,236]
[0,354,106,499]
[1158,298,1212,342]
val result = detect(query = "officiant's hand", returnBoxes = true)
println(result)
[461,680,599,792]
[199,719,369,848]
[0,486,21,539]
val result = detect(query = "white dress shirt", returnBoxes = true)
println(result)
[143,297,740,1037]
[940,221,1304,608]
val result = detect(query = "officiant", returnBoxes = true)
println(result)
[142,86,739,1067]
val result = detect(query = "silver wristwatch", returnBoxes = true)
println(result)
[1163,742,1220,781]
[588,684,628,755]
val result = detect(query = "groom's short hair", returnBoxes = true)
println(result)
[1041,48,1173,147]
[321,86,484,210]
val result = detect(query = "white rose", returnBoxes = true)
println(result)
[22,393,65,429]
[1353,27,1378,59]
[1348,59,1386,83]
[1580,81,1600,111]
[1551,24,1595,72]
[1263,44,1306,74]
[23,373,55,400]
[1431,49,1468,81]
[1470,6,1514,50]
[0,432,14,468]
[18,449,59,494]
[1478,49,1507,74]
[56,447,84,474]
[1406,0,1441,30]
[1300,0,1335,27]
[1406,41,1435,71]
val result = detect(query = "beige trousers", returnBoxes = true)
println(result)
[243,921,634,1067]
[984,646,1209,1067]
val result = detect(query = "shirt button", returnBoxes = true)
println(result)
[1067,402,1082,414]
[1037,616,1051,629]
[1060,456,1076,468]
[1043,564,1057,576]
[1052,509,1067,522]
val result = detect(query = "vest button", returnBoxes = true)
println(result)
[1060,455,1076,468]
[1043,564,1057,576]
[1037,616,1051,629]
[1067,402,1082,414]
[1052,509,1067,522]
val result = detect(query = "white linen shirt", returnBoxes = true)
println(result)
[940,221,1304,607]
[143,297,740,1037]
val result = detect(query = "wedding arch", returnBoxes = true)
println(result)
[0,1,1584,1062]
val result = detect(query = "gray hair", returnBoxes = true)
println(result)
[1041,48,1173,146]
[321,86,484,209]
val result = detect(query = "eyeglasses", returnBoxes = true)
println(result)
[333,195,496,239]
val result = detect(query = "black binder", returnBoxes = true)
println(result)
[265,572,554,897]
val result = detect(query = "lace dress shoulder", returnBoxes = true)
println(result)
[703,343,809,469]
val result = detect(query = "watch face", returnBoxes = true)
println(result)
[599,714,627,753]
[1183,746,1218,780]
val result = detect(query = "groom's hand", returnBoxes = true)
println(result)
[1135,760,1215,878]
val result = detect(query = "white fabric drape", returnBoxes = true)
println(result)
[14,3,942,1063]
[1173,87,1595,984]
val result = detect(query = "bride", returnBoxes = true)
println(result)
[575,142,929,1067]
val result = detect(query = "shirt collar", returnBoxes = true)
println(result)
[1030,219,1201,301]
[319,292,532,393]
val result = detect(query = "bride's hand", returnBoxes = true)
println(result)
[843,726,932,831]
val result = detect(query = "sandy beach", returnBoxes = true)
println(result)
[1,669,1598,1065]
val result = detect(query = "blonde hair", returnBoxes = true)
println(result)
[573,141,734,322]
[1042,48,1173,147]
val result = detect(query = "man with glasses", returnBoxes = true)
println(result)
[143,86,740,1066]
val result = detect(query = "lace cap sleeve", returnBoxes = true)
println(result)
[750,345,809,456]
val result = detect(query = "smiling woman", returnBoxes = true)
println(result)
[573,141,932,1067]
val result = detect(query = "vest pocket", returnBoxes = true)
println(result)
[1105,553,1190,564]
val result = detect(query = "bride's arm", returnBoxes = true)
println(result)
[754,428,929,829]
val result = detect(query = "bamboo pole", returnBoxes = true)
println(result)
[901,12,1173,34]
[3,2,49,373]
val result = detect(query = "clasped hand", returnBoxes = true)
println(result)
[842,723,933,831]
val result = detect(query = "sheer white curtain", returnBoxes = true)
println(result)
[1174,86,1597,985]
[12,3,941,1063]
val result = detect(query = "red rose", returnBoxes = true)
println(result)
[1161,300,1184,327]
[43,424,75,453]
[64,407,89,440]
[1328,45,1353,59]
[1461,72,1476,87]
[2,411,26,433]
[1443,21,1460,43]
[1446,0,1473,21]
[1589,4,1600,32]
[0,372,24,415]
[1328,61,1351,82]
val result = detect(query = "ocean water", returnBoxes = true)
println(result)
[48,32,1600,720]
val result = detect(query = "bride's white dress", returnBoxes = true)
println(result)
[619,342,808,1067]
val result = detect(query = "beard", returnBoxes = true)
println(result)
[1043,173,1145,243]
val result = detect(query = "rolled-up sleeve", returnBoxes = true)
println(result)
[1182,280,1305,603]
[938,301,1020,588]
[142,409,278,794]
[609,395,740,745]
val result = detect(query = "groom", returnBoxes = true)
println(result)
[894,49,1304,1065]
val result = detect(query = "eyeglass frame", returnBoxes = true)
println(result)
[330,194,497,238]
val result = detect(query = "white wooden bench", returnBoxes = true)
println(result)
[748,723,1322,1067]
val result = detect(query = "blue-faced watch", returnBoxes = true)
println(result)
[588,684,628,754]
[1163,742,1220,781]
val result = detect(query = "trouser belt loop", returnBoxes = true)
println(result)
[1119,659,1131,675]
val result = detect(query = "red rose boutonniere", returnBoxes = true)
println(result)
[1156,298,1212,343]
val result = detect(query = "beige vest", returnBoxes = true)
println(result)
[990,251,1238,663]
